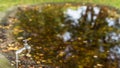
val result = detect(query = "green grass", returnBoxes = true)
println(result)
[0,0,120,11]
[0,54,13,68]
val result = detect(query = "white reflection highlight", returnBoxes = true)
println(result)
[110,45,120,54]
[65,8,81,25]
[119,18,120,24]
[93,7,100,15]
[99,46,104,52]
[106,18,115,26]
[78,6,87,15]
[62,32,71,42]
[87,11,92,21]
[65,6,87,26]
[93,16,97,21]
[110,32,120,41]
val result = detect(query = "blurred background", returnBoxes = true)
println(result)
[0,0,120,11]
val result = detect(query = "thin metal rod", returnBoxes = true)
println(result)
[16,54,19,68]
[15,39,31,68]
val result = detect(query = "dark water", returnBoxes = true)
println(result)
[2,3,120,68]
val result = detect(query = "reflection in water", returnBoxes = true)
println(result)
[93,7,100,15]
[10,4,120,68]
[65,6,88,26]
[65,9,81,26]
[62,31,71,42]
[109,45,120,67]
[87,11,92,22]
[64,5,120,67]
[106,18,116,26]
[78,6,87,15]
[119,18,120,24]
[108,32,120,41]
[99,45,104,52]
[110,45,120,57]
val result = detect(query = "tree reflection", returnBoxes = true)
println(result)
[4,3,120,68]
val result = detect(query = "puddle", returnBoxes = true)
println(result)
[2,3,120,68]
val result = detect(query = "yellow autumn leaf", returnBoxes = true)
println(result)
[0,39,3,42]
[47,59,52,63]
[17,37,24,40]
[36,61,41,64]
[7,47,19,50]
[27,37,32,41]
[26,53,31,57]
[39,54,44,56]
[41,60,46,62]
[59,51,65,57]
[8,44,14,47]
